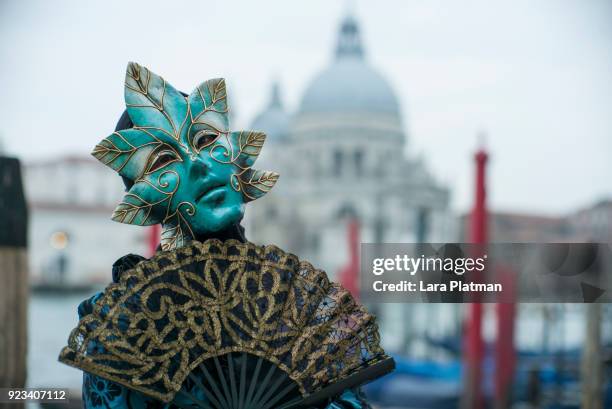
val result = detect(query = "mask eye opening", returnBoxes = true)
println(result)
[192,128,221,153]
[145,146,181,174]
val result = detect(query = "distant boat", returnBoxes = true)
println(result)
[30,282,99,295]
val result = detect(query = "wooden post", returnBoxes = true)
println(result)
[581,303,603,409]
[0,157,29,392]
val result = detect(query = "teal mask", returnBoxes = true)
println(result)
[92,62,278,250]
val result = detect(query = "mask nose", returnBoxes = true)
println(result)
[189,155,212,179]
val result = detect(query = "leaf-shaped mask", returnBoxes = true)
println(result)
[92,62,279,250]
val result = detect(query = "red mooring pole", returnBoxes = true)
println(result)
[339,218,360,301]
[464,147,488,409]
[495,265,517,409]
[147,224,161,257]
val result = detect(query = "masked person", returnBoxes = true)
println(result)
[60,63,393,409]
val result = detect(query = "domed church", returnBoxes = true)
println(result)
[246,14,452,278]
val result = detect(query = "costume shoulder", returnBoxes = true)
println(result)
[78,254,146,319]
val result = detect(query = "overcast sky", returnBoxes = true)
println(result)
[1,0,611,215]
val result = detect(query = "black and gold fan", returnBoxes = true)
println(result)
[59,239,394,408]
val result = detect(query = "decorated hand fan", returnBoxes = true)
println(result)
[59,239,394,408]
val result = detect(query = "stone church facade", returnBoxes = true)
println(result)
[246,15,453,279]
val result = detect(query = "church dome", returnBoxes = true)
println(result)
[251,81,290,142]
[299,15,400,116]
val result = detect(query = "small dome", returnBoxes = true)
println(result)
[299,15,400,116]
[251,81,290,142]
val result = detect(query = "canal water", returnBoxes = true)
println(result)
[27,292,97,390]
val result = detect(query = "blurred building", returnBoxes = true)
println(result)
[568,199,612,242]
[24,156,146,284]
[460,199,612,242]
[487,212,568,242]
[246,14,453,277]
